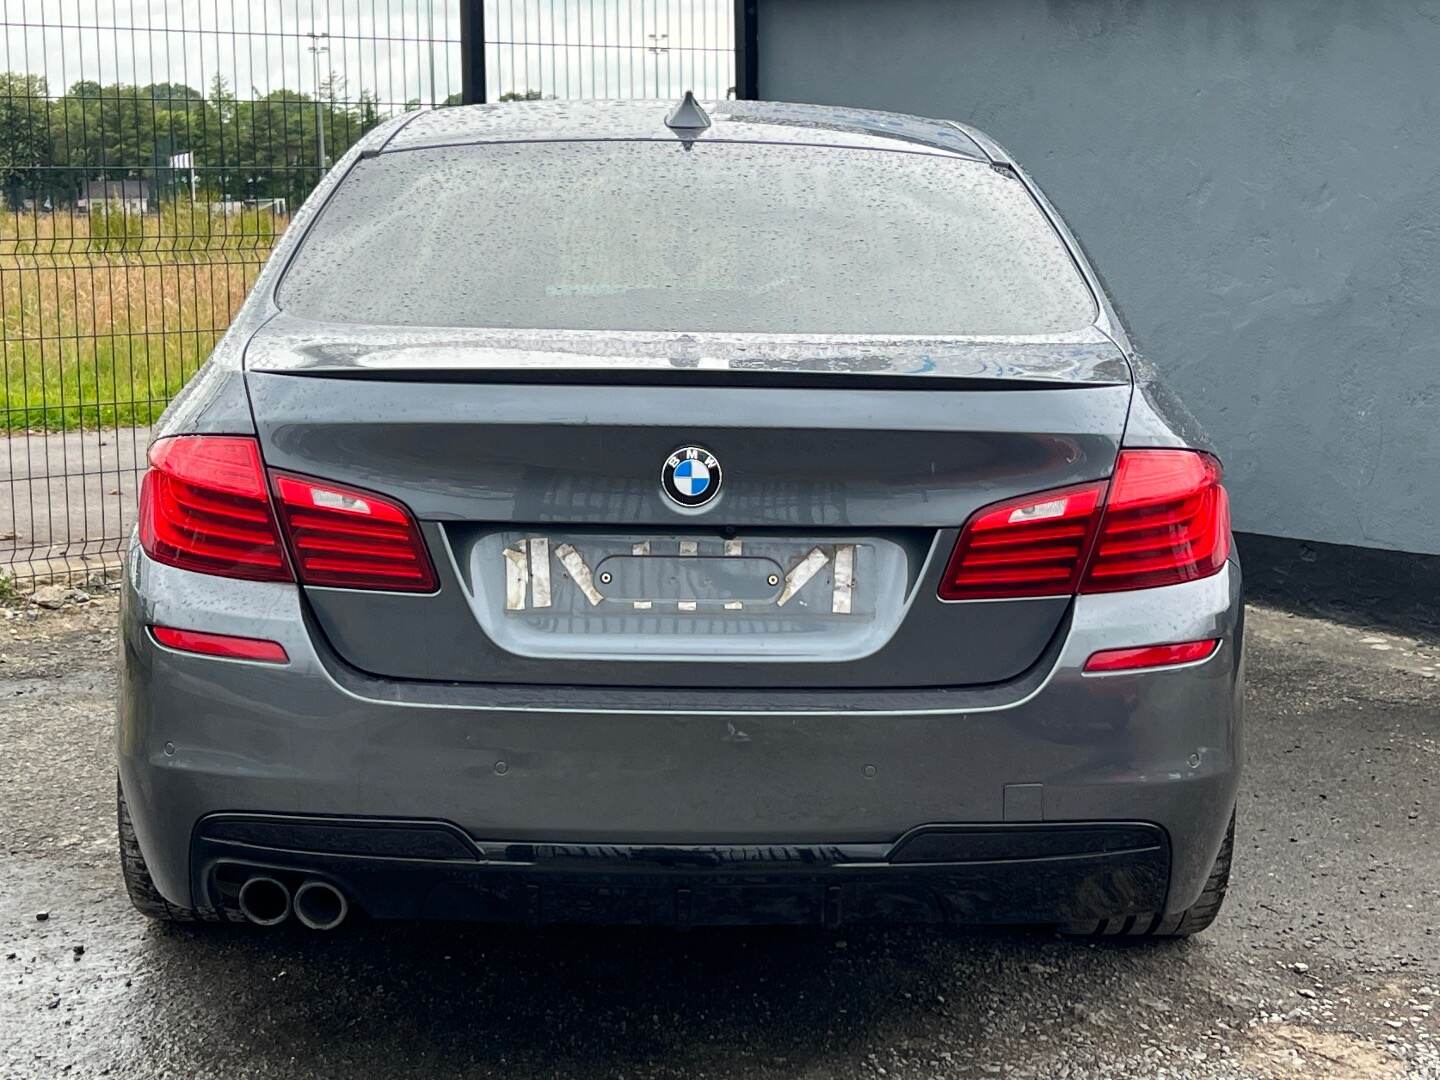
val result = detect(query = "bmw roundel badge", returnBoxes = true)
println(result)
[662,445,723,509]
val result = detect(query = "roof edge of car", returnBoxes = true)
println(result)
[380,98,994,162]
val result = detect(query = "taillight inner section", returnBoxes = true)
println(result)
[939,449,1230,601]
[271,473,438,593]
[938,482,1106,600]
[139,436,436,593]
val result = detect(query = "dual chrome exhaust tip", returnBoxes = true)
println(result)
[236,875,349,930]
[293,880,349,931]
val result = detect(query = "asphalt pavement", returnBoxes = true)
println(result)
[1,430,150,581]
[1,596,1436,1079]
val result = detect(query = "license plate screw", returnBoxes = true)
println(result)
[599,571,613,585]
[767,573,780,587]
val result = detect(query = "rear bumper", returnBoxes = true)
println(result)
[192,817,1170,927]
[118,547,1243,925]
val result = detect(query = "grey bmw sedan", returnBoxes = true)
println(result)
[118,98,1242,937]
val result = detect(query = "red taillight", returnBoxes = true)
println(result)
[139,435,436,593]
[1084,638,1219,673]
[271,473,438,593]
[1080,450,1230,594]
[938,482,1106,600]
[938,449,1230,601]
[151,626,290,664]
[139,436,290,581]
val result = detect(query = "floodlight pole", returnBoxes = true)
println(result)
[647,33,669,99]
[307,32,330,170]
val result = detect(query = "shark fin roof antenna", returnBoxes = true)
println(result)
[665,91,712,133]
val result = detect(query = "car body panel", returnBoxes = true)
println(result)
[242,368,1128,686]
[302,525,1073,687]
[119,549,1241,918]
[382,99,993,161]
[243,372,1131,529]
[120,99,1243,929]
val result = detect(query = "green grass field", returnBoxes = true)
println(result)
[1,207,281,432]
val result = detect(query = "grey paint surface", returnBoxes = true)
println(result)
[118,546,1241,915]
[301,526,1070,688]
[756,0,1440,556]
[245,364,1130,687]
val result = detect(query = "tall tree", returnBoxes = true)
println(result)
[352,90,382,135]
[0,73,52,206]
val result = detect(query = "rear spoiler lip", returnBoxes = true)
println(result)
[255,365,1127,392]
[243,318,1132,388]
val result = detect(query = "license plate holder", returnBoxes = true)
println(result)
[490,533,863,615]
[463,530,908,664]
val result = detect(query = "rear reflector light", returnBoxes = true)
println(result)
[938,482,1106,600]
[271,473,438,593]
[151,626,289,664]
[138,435,437,593]
[938,449,1230,601]
[1080,450,1230,594]
[139,436,290,581]
[1083,638,1219,673]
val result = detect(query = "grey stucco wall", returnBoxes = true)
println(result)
[757,0,1440,556]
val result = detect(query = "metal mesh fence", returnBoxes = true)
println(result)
[484,0,735,101]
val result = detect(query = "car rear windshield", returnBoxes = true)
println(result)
[278,140,1096,335]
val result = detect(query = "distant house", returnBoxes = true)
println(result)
[210,197,289,216]
[77,179,153,214]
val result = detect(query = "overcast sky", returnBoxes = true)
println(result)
[3,0,734,109]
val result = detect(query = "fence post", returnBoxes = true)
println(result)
[460,0,487,103]
[734,0,758,99]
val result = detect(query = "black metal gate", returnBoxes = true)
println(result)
[1,1,739,590]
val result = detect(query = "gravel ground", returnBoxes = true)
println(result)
[1,594,1436,1080]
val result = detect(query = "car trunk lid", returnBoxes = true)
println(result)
[245,318,1132,689]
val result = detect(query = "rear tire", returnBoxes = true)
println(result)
[1062,811,1234,939]
[117,778,220,923]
